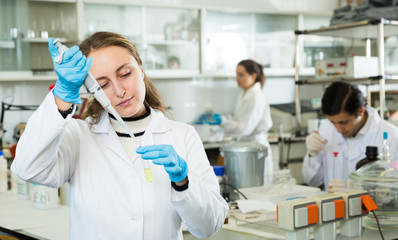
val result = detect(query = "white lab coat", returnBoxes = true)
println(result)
[221,82,273,177]
[11,92,228,240]
[302,107,398,189]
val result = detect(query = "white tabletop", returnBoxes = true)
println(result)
[0,191,69,240]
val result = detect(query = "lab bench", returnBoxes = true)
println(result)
[1,190,397,240]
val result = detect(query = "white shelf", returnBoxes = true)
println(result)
[146,40,198,46]
[297,19,398,39]
[0,72,57,82]
[0,40,15,49]
[0,68,318,82]
[22,38,68,43]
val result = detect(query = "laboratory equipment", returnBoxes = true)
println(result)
[328,151,345,193]
[314,56,379,80]
[338,190,373,237]
[53,39,153,183]
[312,193,345,240]
[0,151,7,193]
[220,139,267,200]
[350,155,398,231]
[277,197,318,240]
[239,181,320,205]
[355,146,379,170]
[342,145,350,190]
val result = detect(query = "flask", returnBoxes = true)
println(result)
[355,146,379,170]
[0,151,7,193]
[380,131,390,162]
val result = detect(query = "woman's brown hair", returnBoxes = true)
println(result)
[238,59,266,88]
[79,32,166,122]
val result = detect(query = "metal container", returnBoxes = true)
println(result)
[220,140,267,195]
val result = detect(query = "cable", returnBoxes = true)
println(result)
[371,210,385,240]
[221,182,248,200]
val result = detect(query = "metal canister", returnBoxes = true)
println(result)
[220,140,267,199]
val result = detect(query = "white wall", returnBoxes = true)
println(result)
[0,75,295,144]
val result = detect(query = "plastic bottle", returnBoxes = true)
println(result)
[16,177,30,199]
[212,166,225,194]
[356,146,379,170]
[0,151,8,193]
[33,185,59,209]
[380,131,390,163]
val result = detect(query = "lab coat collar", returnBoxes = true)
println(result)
[245,82,261,94]
[356,108,374,137]
[88,107,171,164]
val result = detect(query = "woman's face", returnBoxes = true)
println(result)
[235,65,256,91]
[88,46,146,118]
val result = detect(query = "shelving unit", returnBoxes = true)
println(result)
[294,18,398,135]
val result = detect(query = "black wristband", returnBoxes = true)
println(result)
[171,179,189,192]
[58,104,74,119]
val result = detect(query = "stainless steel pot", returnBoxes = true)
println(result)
[220,140,267,192]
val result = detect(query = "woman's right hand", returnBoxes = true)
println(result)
[48,38,92,104]
[206,113,222,125]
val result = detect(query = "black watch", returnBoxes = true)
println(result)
[58,104,74,119]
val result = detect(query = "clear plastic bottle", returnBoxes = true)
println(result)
[0,151,8,193]
[380,132,390,163]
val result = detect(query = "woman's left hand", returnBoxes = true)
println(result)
[136,144,188,183]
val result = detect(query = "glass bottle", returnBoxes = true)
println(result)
[355,146,379,170]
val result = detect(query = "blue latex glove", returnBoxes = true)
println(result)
[193,114,207,124]
[48,38,92,104]
[205,113,222,125]
[136,144,188,183]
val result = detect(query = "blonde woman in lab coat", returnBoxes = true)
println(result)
[208,59,273,182]
[11,32,228,240]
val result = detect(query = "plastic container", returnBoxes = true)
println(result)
[16,177,29,200]
[212,165,225,183]
[0,151,7,193]
[350,158,398,231]
[212,165,225,196]
[33,185,59,210]
[239,184,320,204]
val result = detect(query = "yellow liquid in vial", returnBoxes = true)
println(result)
[144,168,153,183]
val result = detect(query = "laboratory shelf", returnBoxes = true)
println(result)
[146,40,198,46]
[296,76,383,85]
[296,19,398,39]
[0,40,15,49]
[293,18,398,134]
[22,38,68,43]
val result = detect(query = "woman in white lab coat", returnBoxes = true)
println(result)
[11,32,228,240]
[210,60,273,182]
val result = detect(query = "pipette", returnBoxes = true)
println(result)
[53,39,153,183]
